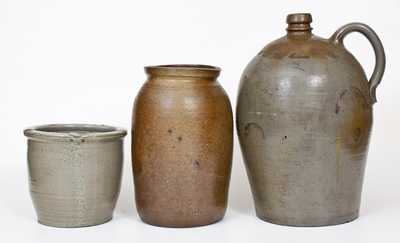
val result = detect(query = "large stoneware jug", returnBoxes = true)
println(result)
[132,65,233,227]
[236,13,385,226]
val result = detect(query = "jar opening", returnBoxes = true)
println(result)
[145,64,221,78]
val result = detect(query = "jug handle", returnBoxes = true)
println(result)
[330,23,386,104]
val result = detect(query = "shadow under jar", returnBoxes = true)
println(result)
[132,65,233,227]
[24,124,127,228]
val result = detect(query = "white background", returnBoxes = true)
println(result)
[1,0,399,242]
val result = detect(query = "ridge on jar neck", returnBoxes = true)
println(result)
[286,13,313,36]
[145,64,220,81]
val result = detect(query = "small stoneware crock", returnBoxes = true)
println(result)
[24,124,127,227]
[132,65,233,227]
[236,13,385,226]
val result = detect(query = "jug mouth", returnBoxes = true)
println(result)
[145,64,221,78]
[24,124,127,142]
[286,13,313,32]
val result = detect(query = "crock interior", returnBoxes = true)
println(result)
[36,125,115,134]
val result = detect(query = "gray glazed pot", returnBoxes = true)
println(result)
[236,14,385,226]
[24,124,127,228]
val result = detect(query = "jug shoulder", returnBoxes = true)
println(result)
[259,35,356,62]
[241,34,367,89]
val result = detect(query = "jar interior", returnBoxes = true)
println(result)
[152,64,219,70]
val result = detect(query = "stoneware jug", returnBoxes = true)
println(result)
[236,13,385,226]
[132,65,233,227]
[24,124,127,227]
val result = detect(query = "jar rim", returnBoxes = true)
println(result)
[145,64,221,78]
[24,124,127,142]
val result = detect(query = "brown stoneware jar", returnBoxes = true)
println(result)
[237,13,385,226]
[132,65,233,227]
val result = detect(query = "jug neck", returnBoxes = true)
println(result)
[286,13,313,36]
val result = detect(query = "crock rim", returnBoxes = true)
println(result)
[24,124,127,141]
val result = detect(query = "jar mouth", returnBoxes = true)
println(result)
[145,64,221,78]
[24,124,127,142]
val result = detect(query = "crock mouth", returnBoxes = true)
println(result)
[24,124,127,142]
[145,64,221,78]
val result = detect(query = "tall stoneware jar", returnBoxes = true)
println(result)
[236,14,385,226]
[132,65,233,227]
[24,124,127,227]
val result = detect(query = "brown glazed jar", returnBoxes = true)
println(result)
[132,65,233,227]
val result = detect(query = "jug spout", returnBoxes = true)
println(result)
[286,13,313,33]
